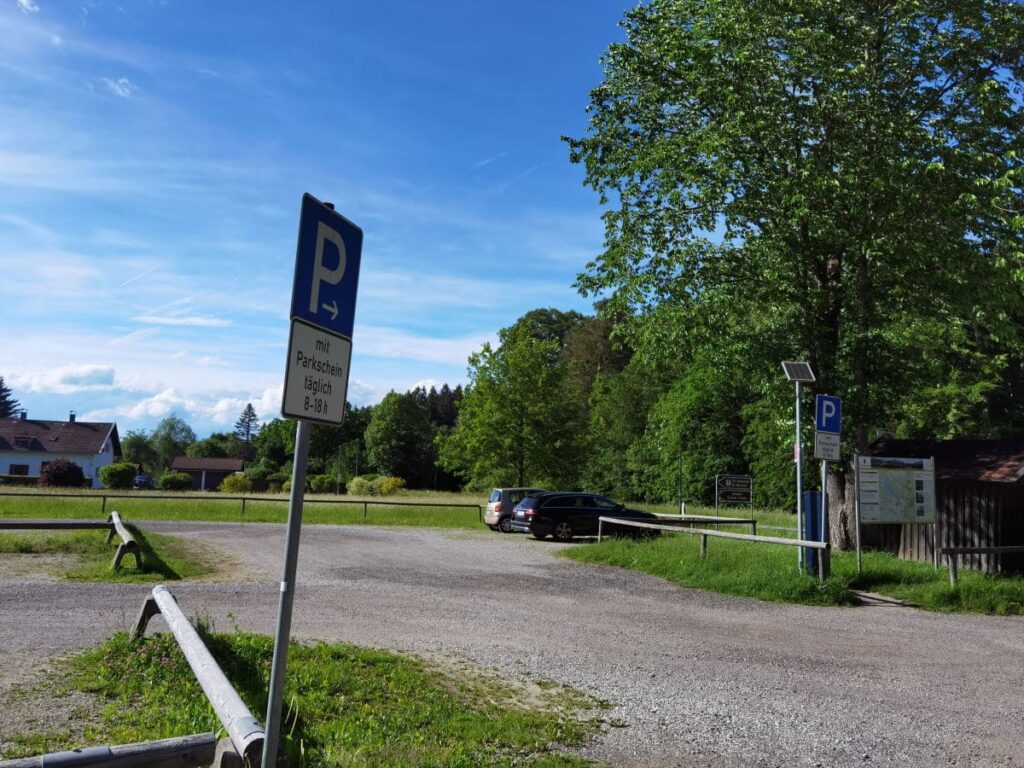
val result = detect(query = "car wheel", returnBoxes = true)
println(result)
[498,516,514,533]
[553,521,574,541]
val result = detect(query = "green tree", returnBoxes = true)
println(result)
[253,418,297,469]
[187,432,249,460]
[439,323,584,489]
[234,403,260,443]
[567,0,1024,544]
[121,429,158,471]
[0,376,20,418]
[364,392,436,487]
[150,415,197,473]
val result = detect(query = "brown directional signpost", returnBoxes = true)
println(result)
[715,474,753,512]
[264,194,363,768]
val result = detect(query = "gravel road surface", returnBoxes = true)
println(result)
[1,521,1021,767]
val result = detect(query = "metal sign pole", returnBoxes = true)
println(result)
[854,452,862,574]
[820,459,829,579]
[262,420,311,768]
[795,381,803,572]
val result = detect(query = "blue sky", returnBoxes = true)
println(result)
[0,0,629,437]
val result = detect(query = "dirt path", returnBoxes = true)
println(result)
[1,522,1021,767]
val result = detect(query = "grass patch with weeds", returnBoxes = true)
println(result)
[2,629,602,767]
[563,530,1024,614]
[0,527,215,582]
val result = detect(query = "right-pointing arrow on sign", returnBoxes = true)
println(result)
[322,300,339,321]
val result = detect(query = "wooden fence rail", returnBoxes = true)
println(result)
[598,516,830,583]
[0,733,217,768]
[941,545,1024,586]
[651,514,757,535]
[105,511,141,570]
[0,517,140,571]
[133,586,265,766]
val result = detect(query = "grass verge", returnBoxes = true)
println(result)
[2,630,602,767]
[0,527,216,582]
[562,532,1024,614]
[0,489,483,530]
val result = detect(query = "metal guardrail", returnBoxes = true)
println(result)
[941,545,1024,585]
[134,586,265,765]
[598,516,831,583]
[0,733,217,768]
[0,515,140,571]
[0,490,484,522]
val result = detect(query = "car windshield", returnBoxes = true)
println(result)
[488,490,500,503]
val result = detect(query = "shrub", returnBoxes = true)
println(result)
[282,479,291,493]
[158,472,193,491]
[308,474,339,494]
[346,475,375,496]
[0,474,40,487]
[39,459,87,488]
[372,476,406,496]
[99,462,136,490]
[220,473,252,494]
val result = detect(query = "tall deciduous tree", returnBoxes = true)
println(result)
[0,376,20,419]
[150,415,197,473]
[121,429,158,471]
[567,0,1024,545]
[364,392,436,486]
[439,323,584,489]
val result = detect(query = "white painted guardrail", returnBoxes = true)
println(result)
[0,734,217,768]
[598,516,830,583]
[133,586,265,766]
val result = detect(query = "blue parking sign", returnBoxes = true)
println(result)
[815,395,842,435]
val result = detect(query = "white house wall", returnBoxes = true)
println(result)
[0,443,117,488]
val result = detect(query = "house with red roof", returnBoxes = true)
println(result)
[0,411,121,488]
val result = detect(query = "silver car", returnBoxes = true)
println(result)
[484,487,546,533]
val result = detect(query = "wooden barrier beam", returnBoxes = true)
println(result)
[0,732,217,768]
[106,511,141,571]
[0,520,112,531]
[134,586,265,766]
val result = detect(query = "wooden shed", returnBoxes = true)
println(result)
[861,438,1024,575]
[170,457,245,491]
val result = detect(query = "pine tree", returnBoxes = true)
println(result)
[234,403,260,443]
[0,376,20,419]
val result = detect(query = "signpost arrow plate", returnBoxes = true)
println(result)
[281,194,363,425]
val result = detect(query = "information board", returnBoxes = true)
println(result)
[856,456,936,524]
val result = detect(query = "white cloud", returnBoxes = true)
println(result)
[100,76,136,98]
[11,364,117,394]
[134,314,231,327]
[18,0,40,14]
[358,326,492,365]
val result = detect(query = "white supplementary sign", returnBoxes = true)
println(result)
[282,319,351,423]
[857,455,937,524]
[814,432,841,461]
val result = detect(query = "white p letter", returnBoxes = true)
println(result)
[309,222,346,314]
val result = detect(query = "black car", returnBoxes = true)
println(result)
[510,492,659,541]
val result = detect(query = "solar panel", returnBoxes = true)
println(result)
[781,361,816,382]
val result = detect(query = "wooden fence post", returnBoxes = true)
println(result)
[700,534,707,559]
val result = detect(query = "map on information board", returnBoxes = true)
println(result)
[856,456,936,524]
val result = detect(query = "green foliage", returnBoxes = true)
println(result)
[308,474,337,494]
[0,375,20,418]
[219,473,252,494]
[150,415,197,473]
[364,392,436,487]
[252,418,296,469]
[347,474,404,496]
[233,402,260,443]
[157,472,192,491]
[186,432,250,461]
[121,429,158,472]
[39,458,86,488]
[439,321,585,489]
[99,462,137,490]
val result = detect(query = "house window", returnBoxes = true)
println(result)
[14,437,31,448]
[8,464,29,476]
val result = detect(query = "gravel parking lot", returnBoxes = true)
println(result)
[1,522,1022,767]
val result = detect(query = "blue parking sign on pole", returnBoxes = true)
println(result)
[815,395,842,435]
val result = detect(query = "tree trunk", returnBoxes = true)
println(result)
[827,466,856,550]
